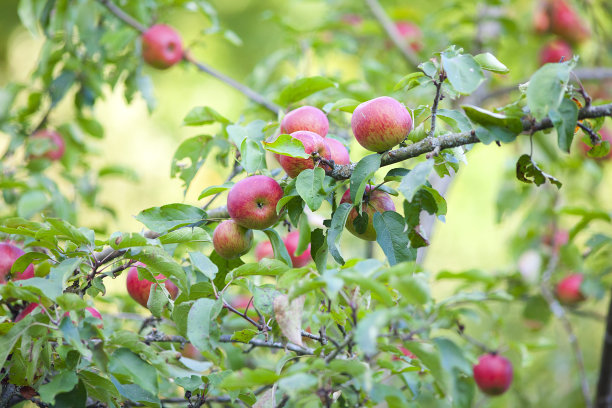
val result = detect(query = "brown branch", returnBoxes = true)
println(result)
[363,0,418,66]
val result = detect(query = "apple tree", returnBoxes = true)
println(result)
[1,0,612,407]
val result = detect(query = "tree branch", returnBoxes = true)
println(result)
[97,0,147,32]
[596,285,612,407]
[363,0,418,66]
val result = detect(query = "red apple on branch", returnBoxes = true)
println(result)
[340,186,396,241]
[213,219,253,259]
[281,106,329,137]
[549,0,590,44]
[473,353,513,396]
[351,96,413,153]
[255,241,274,261]
[279,131,331,178]
[141,24,184,69]
[556,273,585,305]
[284,231,311,267]
[395,21,423,52]
[227,175,284,230]
[0,242,35,284]
[30,129,65,161]
[539,39,572,65]
[126,263,179,308]
[325,138,351,166]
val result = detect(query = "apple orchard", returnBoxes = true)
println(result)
[1,0,612,407]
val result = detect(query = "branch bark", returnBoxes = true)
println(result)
[596,286,612,407]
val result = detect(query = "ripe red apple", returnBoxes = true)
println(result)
[395,21,423,52]
[14,303,42,322]
[533,6,550,34]
[325,138,351,166]
[0,242,35,284]
[556,273,585,305]
[351,96,413,153]
[279,131,331,178]
[63,307,103,328]
[581,128,612,159]
[126,263,179,308]
[281,106,329,137]
[181,343,203,360]
[30,129,65,161]
[284,231,311,267]
[254,240,274,261]
[141,24,184,69]
[340,186,396,241]
[227,175,284,230]
[549,0,590,44]
[213,219,253,259]
[539,39,572,65]
[473,353,513,396]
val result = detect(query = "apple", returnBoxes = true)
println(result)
[556,273,585,305]
[227,175,284,230]
[395,21,423,52]
[541,228,569,248]
[281,106,329,137]
[63,306,103,328]
[473,353,513,396]
[533,6,550,34]
[0,242,35,284]
[325,138,351,166]
[351,96,413,153]
[550,0,590,44]
[181,343,203,360]
[339,186,396,241]
[126,263,179,308]
[284,231,311,267]
[30,129,65,161]
[212,219,253,259]
[14,303,42,322]
[392,346,416,361]
[539,39,572,65]
[581,128,612,159]
[141,24,184,69]
[255,240,274,261]
[279,131,331,178]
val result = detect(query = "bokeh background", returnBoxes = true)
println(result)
[1,0,611,406]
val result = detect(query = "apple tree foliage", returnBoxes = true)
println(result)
[1,0,612,407]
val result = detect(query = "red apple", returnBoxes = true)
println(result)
[581,128,612,159]
[339,186,396,241]
[395,21,423,52]
[351,96,413,153]
[325,138,351,166]
[181,343,203,360]
[227,175,284,230]
[533,6,550,34]
[213,219,253,259]
[63,306,103,328]
[126,263,179,308]
[284,231,311,267]
[279,131,331,178]
[542,228,569,249]
[550,0,590,44]
[556,273,585,305]
[473,353,513,396]
[254,241,274,261]
[14,303,42,322]
[30,129,65,161]
[539,39,572,65]
[141,24,184,69]
[0,243,35,284]
[281,106,329,137]
[392,346,417,361]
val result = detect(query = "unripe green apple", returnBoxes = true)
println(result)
[351,96,413,152]
[339,186,396,241]
[213,220,253,259]
[141,24,184,69]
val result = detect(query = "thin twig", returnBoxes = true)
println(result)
[428,71,446,138]
[97,0,147,32]
[577,122,601,145]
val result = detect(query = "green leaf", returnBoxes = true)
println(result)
[109,232,147,250]
[516,154,562,188]
[322,98,360,113]
[274,294,305,346]
[135,204,206,234]
[187,298,223,353]
[473,52,509,74]
[18,258,81,301]
[463,105,523,144]
[129,246,188,293]
[189,251,218,280]
[373,212,416,266]
[296,168,326,211]
[526,61,574,120]
[225,258,290,282]
[262,134,309,158]
[327,203,352,265]
[441,53,484,95]
[278,76,336,106]
[158,227,211,245]
[394,72,426,91]
[397,159,434,202]
[220,368,279,390]
[183,106,230,126]
[11,252,49,275]
[147,284,168,318]
[341,272,395,307]
[38,371,78,404]
[170,135,214,193]
[350,154,381,207]
[17,190,49,218]
[240,137,266,173]
[18,0,42,36]
[231,329,258,343]
[109,348,158,395]
[263,229,292,266]
[355,310,390,354]
[437,109,472,133]
[549,98,578,152]
[198,182,234,200]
